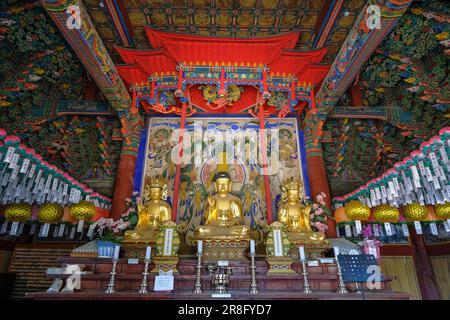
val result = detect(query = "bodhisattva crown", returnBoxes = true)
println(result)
[148,175,165,189]
[283,177,303,191]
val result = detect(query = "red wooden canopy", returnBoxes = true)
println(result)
[116,28,330,113]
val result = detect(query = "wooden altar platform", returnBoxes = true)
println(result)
[26,256,411,300]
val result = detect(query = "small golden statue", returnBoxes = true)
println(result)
[124,176,171,242]
[278,177,326,242]
[195,171,250,240]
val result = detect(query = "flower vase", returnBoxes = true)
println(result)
[97,240,116,258]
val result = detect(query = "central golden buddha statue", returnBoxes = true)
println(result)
[195,172,250,240]
[124,176,171,242]
[278,177,325,242]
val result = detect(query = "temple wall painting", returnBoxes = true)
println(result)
[135,116,309,244]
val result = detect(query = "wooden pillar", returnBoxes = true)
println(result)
[306,154,336,237]
[410,226,441,300]
[111,154,136,220]
[171,102,187,222]
[349,82,363,107]
[258,104,273,224]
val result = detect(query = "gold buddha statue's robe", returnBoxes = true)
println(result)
[124,201,171,241]
[278,203,325,242]
[124,178,171,242]
[195,173,250,241]
[278,178,326,243]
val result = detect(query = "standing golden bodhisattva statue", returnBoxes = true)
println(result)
[124,176,171,242]
[278,177,325,242]
[195,172,250,240]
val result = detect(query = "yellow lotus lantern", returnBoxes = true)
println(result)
[334,207,350,224]
[402,203,428,221]
[344,200,370,221]
[373,204,399,223]
[69,201,96,221]
[5,203,32,223]
[38,203,64,224]
[435,202,450,219]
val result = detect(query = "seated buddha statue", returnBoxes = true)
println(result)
[278,177,325,242]
[124,176,171,242]
[194,172,250,240]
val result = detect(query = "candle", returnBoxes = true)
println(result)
[145,246,151,260]
[113,245,120,260]
[333,246,339,259]
[197,240,202,254]
[299,246,305,261]
[250,240,255,255]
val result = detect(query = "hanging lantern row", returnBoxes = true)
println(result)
[0,129,111,209]
[333,127,450,209]
[0,201,108,238]
[333,202,450,238]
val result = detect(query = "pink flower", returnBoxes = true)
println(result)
[310,214,315,220]
[312,203,319,210]
[315,208,324,216]
[316,194,324,203]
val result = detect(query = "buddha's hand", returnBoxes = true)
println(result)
[207,194,215,207]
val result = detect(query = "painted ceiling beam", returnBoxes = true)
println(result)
[40,0,141,156]
[303,0,413,158]
[330,105,414,125]
[312,0,345,49]
[103,0,134,47]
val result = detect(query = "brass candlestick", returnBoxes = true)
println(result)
[193,252,203,294]
[249,252,258,294]
[105,258,118,294]
[336,258,348,294]
[139,258,151,294]
[301,260,312,294]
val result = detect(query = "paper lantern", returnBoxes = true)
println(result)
[402,203,428,221]
[373,204,399,223]
[344,200,370,221]
[38,203,64,224]
[5,203,32,223]
[334,207,350,224]
[69,201,96,221]
[435,202,450,219]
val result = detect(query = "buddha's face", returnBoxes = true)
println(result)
[287,189,299,202]
[215,177,231,194]
[149,187,162,200]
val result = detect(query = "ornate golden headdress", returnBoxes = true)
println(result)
[148,175,165,188]
[283,177,303,191]
[280,177,304,202]
[143,175,168,201]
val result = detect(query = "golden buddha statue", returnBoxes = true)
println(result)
[278,177,325,242]
[195,172,250,240]
[124,176,171,242]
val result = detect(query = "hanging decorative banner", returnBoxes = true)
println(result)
[345,224,352,237]
[332,128,450,210]
[384,222,392,236]
[402,224,410,237]
[429,223,439,236]
[414,221,423,235]
[355,220,362,234]
[444,221,450,233]
[0,130,112,211]
[373,224,380,237]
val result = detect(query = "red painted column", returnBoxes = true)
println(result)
[171,102,187,222]
[409,225,441,300]
[306,154,336,237]
[258,104,273,224]
[349,82,363,107]
[111,153,137,220]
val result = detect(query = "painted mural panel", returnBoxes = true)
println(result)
[141,117,307,244]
